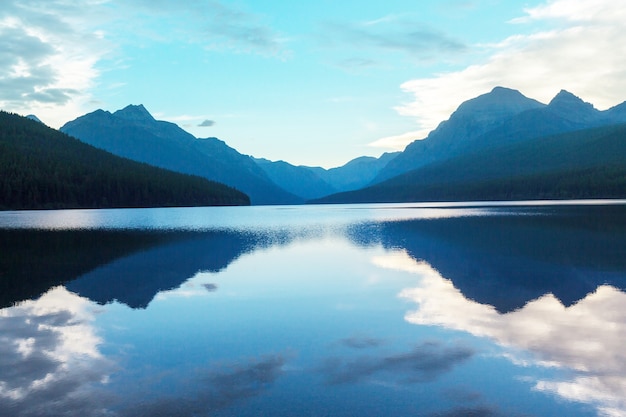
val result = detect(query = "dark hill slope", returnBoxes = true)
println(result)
[0,111,249,209]
[312,123,626,203]
[61,105,300,205]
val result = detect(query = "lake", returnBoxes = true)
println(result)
[1,201,626,417]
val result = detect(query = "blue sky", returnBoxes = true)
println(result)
[2,1,626,168]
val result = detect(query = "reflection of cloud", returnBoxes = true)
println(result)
[0,287,114,416]
[154,273,222,301]
[120,354,287,417]
[441,386,483,403]
[377,251,626,415]
[424,406,509,417]
[207,354,286,401]
[339,335,385,349]
[321,341,473,385]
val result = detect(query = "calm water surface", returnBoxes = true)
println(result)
[1,201,626,417]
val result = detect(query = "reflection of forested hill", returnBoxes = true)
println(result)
[1,228,286,309]
[66,231,270,308]
[0,230,184,308]
[350,205,626,313]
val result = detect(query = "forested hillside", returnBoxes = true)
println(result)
[0,111,250,209]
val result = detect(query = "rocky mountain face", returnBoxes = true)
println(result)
[61,105,300,205]
[374,87,626,183]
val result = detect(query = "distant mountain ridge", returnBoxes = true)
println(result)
[253,152,400,200]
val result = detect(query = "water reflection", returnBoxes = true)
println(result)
[1,203,626,416]
[0,229,184,307]
[350,204,626,312]
[0,228,300,309]
[320,341,474,385]
[66,231,276,308]
[117,354,289,417]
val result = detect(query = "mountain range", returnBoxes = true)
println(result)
[314,87,626,203]
[11,85,626,206]
[60,105,299,205]
[60,105,396,204]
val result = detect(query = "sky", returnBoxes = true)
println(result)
[2,1,626,168]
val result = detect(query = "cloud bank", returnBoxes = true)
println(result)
[0,0,109,127]
[0,0,287,128]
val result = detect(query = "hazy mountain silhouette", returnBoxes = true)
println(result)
[60,105,300,205]
[348,204,626,313]
[309,152,400,192]
[253,158,338,200]
[253,152,399,200]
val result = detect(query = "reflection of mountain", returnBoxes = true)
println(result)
[0,229,184,308]
[66,231,270,308]
[0,229,281,309]
[350,205,626,313]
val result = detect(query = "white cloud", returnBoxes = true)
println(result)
[367,129,428,151]
[321,15,466,59]
[391,0,626,150]
[0,0,288,128]
[514,0,626,23]
[0,1,112,127]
